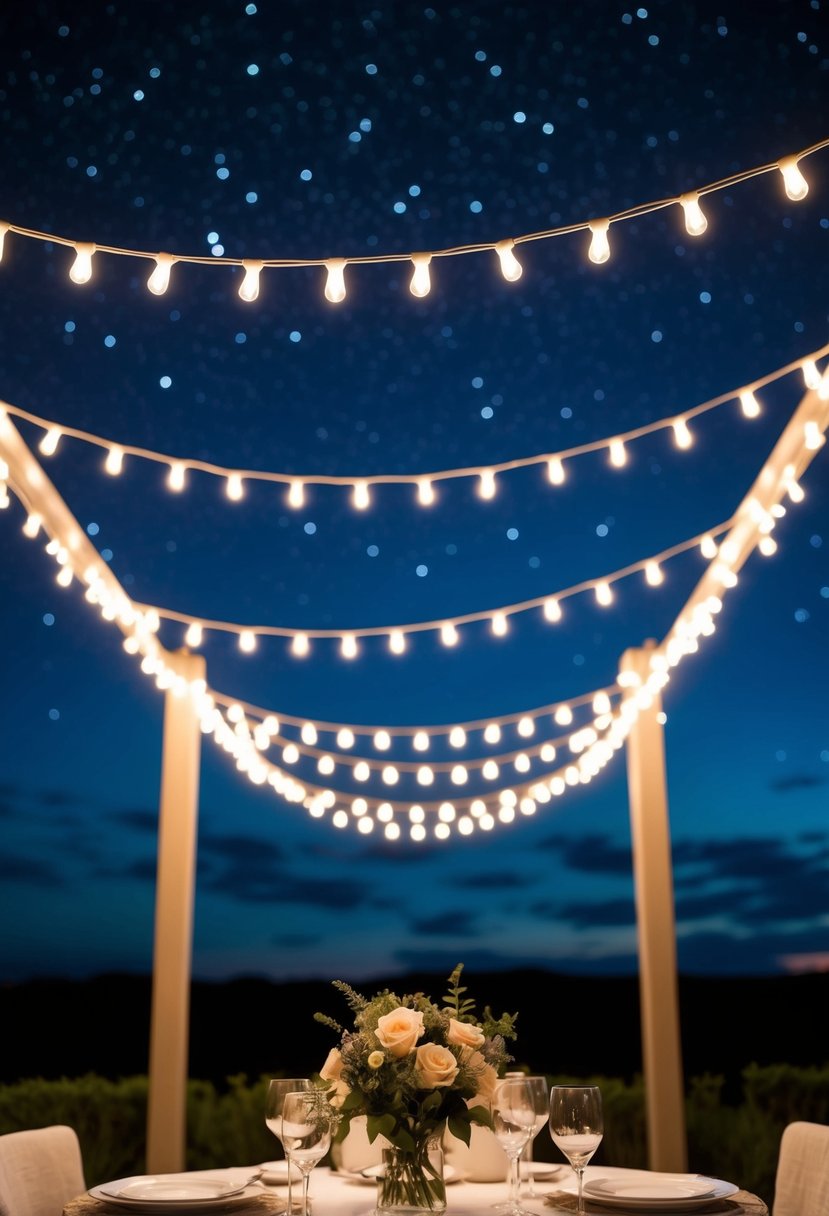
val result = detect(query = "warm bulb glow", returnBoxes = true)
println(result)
[324,258,347,303]
[517,716,534,737]
[645,560,664,586]
[239,630,256,653]
[483,723,501,744]
[104,446,124,475]
[759,535,778,556]
[482,760,499,780]
[382,765,399,785]
[417,766,434,786]
[409,253,432,297]
[595,581,613,606]
[0,222,8,261]
[543,597,562,622]
[547,457,566,485]
[287,479,305,508]
[374,730,391,750]
[354,761,370,781]
[238,259,263,302]
[417,478,435,505]
[56,565,73,587]
[337,728,355,748]
[491,612,508,636]
[22,512,42,538]
[478,469,496,499]
[226,473,244,500]
[389,629,407,654]
[413,731,429,751]
[440,622,458,646]
[739,390,761,418]
[778,156,809,201]
[700,533,719,559]
[449,726,467,748]
[168,461,186,491]
[554,705,573,726]
[804,421,825,451]
[450,765,468,785]
[39,426,62,456]
[341,633,358,659]
[185,622,203,647]
[801,360,821,390]
[588,220,611,264]
[291,632,310,657]
[352,480,370,510]
[679,192,708,236]
[147,254,175,296]
[495,239,522,282]
[673,418,693,449]
[609,438,627,468]
[69,242,95,284]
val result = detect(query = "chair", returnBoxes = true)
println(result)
[0,1125,86,1216]
[772,1120,829,1216]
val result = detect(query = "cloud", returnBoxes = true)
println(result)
[453,872,527,890]
[769,773,827,792]
[535,832,633,876]
[411,910,479,936]
[0,852,67,885]
[113,809,159,834]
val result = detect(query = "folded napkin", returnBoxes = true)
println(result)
[543,1189,768,1215]
[64,1195,287,1216]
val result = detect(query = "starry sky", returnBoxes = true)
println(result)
[1,1,828,988]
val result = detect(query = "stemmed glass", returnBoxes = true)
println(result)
[265,1078,313,1215]
[279,1090,332,1216]
[548,1085,603,1215]
[517,1076,550,1198]
[491,1077,537,1216]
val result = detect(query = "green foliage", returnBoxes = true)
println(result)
[2,1061,828,1209]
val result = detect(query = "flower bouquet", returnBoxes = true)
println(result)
[314,963,518,1214]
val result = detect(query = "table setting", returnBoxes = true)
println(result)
[63,965,767,1216]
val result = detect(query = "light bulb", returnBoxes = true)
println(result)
[324,258,347,303]
[69,242,95,284]
[0,221,9,261]
[56,565,73,587]
[440,622,458,647]
[491,612,508,636]
[301,722,318,745]
[595,581,614,606]
[778,156,808,201]
[389,630,407,655]
[449,726,467,748]
[409,253,432,298]
[482,760,499,780]
[104,446,124,475]
[450,765,468,785]
[336,728,355,749]
[739,390,761,418]
[645,560,664,586]
[700,533,718,559]
[673,418,693,449]
[478,469,496,499]
[547,456,566,485]
[679,192,708,236]
[341,634,358,659]
[147,254,175,296]
[239,630,256,653]
[39,426,62,456]
[609,438,627,468]
[593,691,611,715]
[382,765,399,785]
[417,766,434,786]
[543,597,562,622]
[417,478,435,505]
[554,705,573,726]
[374,730,391,750]
[291,632,310,657]
[22,512,42,538]
[184,622,203,648]
[350,480,370,510]
[287,479,305,508]
[517,716,534,737]
[413,731,430,752]
[588,220,611,264]
[495,239,522,282]
[354,761,370,782]
[238,259,263,302]
[804,421,825,451]
[168,461,186,491]
[801,360,821,390]
[759,535,777,556]
[226,473,244,500]
[483,723,501,744]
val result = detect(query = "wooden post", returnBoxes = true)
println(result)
[623,641,687,1172]
[146,649,206,1175]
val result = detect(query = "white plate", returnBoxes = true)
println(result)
[342,1163,460,1185]
[90,1176,260,1211]
[521,1161,565,1180]
[258,1160,303,1184]
[556,1168,739,1210]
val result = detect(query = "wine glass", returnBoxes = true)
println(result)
[548,1085,603,1215]
[491,1078,537,1216]
[280,1090,332,1216]
[516,1075,550,1198]
[265,1078,313,1214]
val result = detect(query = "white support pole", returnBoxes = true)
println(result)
[623,641,687,1172]
[146,649,206,1175]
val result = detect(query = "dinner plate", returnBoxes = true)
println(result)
[520,1161,565,1180]
[573,1170,738,1210]
[89,1176,261,1211]
[341,1163,460,1185]
[257,1160,303,1185]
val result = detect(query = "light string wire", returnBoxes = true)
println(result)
[3,340,828,504]
[0,137,825,297]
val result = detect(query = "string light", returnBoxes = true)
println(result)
[104,446,124,475]
[547,457,566,485]
[0,221,8,260]
[778,155,809,201]
[679,192,708,236]
[147,254,175,296]
[225,473,244,501]
[588,220,611,264]
[238,260,263,303]
[352,480,370,510]
[38,427,62,456]
[673,418,693,449]
[324,259,347,303]
[287,479,305,508]
[168,461,187,492]
[69,242,95,285]
[495,239,523,282]
[739,390,761,418]
[478,469,496,499]
[409,254,432,298]
[609,438,627,468]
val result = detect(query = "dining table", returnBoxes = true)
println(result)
[62,1161,770,1216]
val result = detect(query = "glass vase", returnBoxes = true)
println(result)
[376,1136,447,1215]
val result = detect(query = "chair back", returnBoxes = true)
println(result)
[0,1125,86,1216]
[772,1120,829,1216]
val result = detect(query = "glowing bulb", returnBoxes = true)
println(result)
[104,446,124,475]
[239,630,256,653]
[450,765,468,785]
[282,743,299,765]
[352,480,371,510]
[22,512,42,538]
[514,753,531,774]
[495,239,522,282]
[449,726,467,748]
[337,728,355,748]
[147,254,175,296]
[413,731,429,751]
[226,473,244,501]
[389,630,407,654]
[440,622,459,647]
[786,477,804,504]
[287,479,305,508]
[417,765,434,786]
[483,723,501,744]
[491,612,508,637]
[324,258,347,303]
[482,760,499,780]
[69,242,95,284]
[300,722,318,745]
[645,560,664,586]
[409,253,432,297]
[759,535,777,556]
[417,478,435,506]
[609,438,627,468]
[554,705,573,726]
[700,533,718,559]
[478,469,496,499]
[354,761,370,781]
[588,220,611,264]
[593,691,611,715]
[547,457,566,485]
[543,597,562,623]
[381,765,399,785]
[238,259,263,302]
[0,222,8,261]
[673,418,693,449]
[318,755,335,776]
[801,360,821,390]
[39,427,62,456]
[168,462,186,491]
[56,565,73,587]
[341,634,358,659]
[679,192,708,236]
[517,716,534,737]
[804,421,825,451]
[778,156,809,201]
[374,730,391,751]
[184,622,203,648]
[595,581,613,607]
[739,390,761,418]
[291,632,310,657]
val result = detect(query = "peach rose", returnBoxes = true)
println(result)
[320,1047,344,1082]
[415,1043,460,1089]
[447,1018,485,1050]
[466,1050,498,1101]
[375,1007,425,1057]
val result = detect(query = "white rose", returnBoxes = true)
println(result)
[447,1018,485,1050]
[375,1007,425,1057]
[327,1078,351,1109]
[320,1047,344,1081]
[415,1043,460,1089]
[466,1050,498,1101]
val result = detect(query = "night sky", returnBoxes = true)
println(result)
[1,1,828,987]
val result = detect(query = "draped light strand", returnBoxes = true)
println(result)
[3,344,827,511]
[0,138,825,303]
